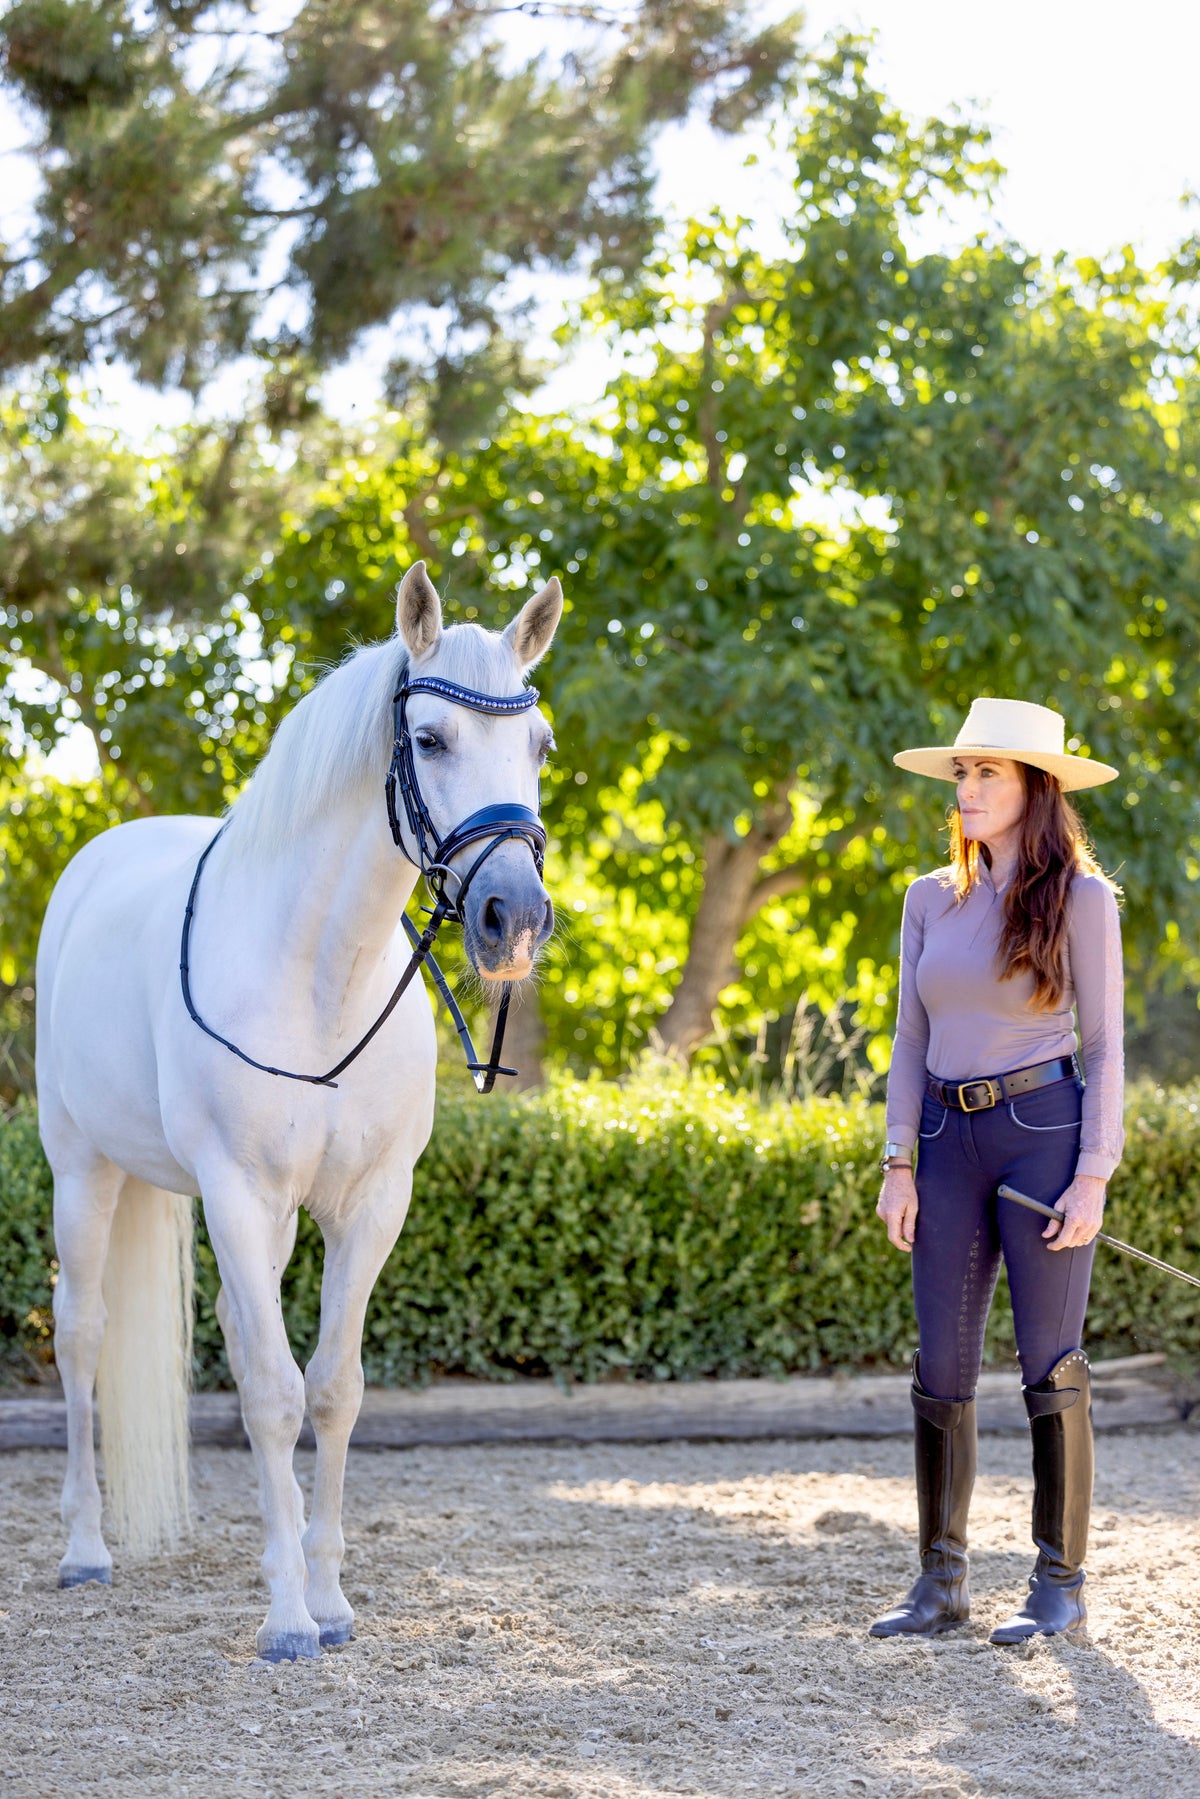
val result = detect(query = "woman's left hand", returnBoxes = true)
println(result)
[1044,1174,1107,1250]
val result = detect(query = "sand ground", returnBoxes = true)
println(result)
[3,1429,1200,1798]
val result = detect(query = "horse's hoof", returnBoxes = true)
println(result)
[58,1566,112,1589]
[318,1620,353,1647]
[256,1632,322,1663]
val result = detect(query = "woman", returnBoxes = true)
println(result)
[871,697,1123,1646]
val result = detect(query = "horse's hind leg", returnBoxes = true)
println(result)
[302,1182,413,1645]
[202,1175,318,1662]
[51,1155,123,1587]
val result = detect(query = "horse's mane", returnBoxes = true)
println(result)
[223,622,523,861]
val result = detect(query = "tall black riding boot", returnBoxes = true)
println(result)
[869,1366,976,1638]
[991,1348,1093,1645]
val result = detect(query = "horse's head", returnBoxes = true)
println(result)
[395,563,561,984]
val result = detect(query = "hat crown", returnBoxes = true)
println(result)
[953,698,1065,758]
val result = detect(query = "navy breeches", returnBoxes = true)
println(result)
[911,1076,1095,1402]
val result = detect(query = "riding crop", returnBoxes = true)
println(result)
[998,1183,1200,1289]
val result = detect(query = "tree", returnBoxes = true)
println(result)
[183,37,1200,1070]
[0,0,802,423]
[0,377,352,1084]
[6,34,1200,1086]
[438,39,1200,1054]
[0,377,348,806]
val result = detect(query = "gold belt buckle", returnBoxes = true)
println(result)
[959,1079,998,1113]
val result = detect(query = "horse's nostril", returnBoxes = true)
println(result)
[541,900,554,940]
[482,896,505,942]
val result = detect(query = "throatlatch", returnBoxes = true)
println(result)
[180,674,547,1092]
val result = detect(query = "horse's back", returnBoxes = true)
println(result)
[41,815,213,946]
[37,816,218,1185]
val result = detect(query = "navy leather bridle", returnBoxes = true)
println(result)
[180,673,547,1092]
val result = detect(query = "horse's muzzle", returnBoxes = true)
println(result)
[462,854,554,982]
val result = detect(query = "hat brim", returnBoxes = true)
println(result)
[893,744,1119,793]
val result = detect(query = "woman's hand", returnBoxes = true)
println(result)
[877,1165,918,1254]
[1043,1174,1106,1250]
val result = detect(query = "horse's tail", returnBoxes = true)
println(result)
[96,1178,194,1554]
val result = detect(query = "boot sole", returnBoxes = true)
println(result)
[990,1622,1088,1647]
[869,1615,968,1639]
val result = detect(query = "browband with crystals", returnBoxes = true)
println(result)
[400,676,540,715]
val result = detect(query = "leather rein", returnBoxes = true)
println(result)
[179,674,546,1093]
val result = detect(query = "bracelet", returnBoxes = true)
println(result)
[879,1139,914,1174]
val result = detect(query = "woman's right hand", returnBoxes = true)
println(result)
[876,1166,918,1254]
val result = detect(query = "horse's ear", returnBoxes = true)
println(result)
[503,577,563,672]
[396,562,443,658]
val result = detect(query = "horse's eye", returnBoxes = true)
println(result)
[538,737,555,766]
[415,731,442,754]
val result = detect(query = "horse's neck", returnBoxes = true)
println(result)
[219,799,421,1018]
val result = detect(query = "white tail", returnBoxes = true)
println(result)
[96,1179,194,1554]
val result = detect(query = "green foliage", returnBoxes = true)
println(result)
[1,0,802,412]
[450,46,1200,993]
[0,1102,55,1377]
[6,1074,1200,1387]
[3,33,1200,1083]
[0,382,339,802]
[0,772,127,1102]
[268,36,1197,1052]
[0,774,124,978]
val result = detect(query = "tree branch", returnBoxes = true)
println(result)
[744,829,861,920]
[403,490,444,564]
[746,861,810,910]
[697,285,750,520]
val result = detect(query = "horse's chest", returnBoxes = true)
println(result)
[259,1098,432,1214]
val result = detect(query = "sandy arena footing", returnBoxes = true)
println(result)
[2,1419,1200,1796]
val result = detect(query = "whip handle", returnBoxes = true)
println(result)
[997,1183,1064,1223]
[998,1183,1200,1290]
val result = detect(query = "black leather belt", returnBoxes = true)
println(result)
[926,1055,1080,1114]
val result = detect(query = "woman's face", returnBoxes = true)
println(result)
[952,755,1026,848]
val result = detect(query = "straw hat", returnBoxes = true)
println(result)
[893,698,1118,792]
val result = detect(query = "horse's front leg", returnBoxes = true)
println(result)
[202,1176,318,1662]
[302,1180,412,1645]
[216,1207,306,1538]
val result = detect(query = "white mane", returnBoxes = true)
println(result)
[224,622,524,861]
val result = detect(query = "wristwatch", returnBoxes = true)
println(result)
[879,1139,914,1174]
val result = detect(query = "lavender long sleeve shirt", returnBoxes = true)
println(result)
[884,865,1125,1181]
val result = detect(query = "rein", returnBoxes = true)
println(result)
[179,674,546,1093]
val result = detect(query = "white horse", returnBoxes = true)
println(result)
[36,563,562,1661]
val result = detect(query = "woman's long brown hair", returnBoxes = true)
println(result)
[948,766,1118,1011]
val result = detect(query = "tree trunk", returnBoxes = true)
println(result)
[495,982,546,1091]
[655,832,777,1060]
[654,803,836,1063]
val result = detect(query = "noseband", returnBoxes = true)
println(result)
[180,674,547,1093]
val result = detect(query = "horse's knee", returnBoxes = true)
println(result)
[241,1351,306,1447]
[304,1353,363,1436]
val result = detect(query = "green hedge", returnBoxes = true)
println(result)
[4,1072,1200,1386]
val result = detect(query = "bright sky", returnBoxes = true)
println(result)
[709,0,1200,265]
[3,1,1197,433]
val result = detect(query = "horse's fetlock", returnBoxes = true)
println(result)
[303,1522,345,1566]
